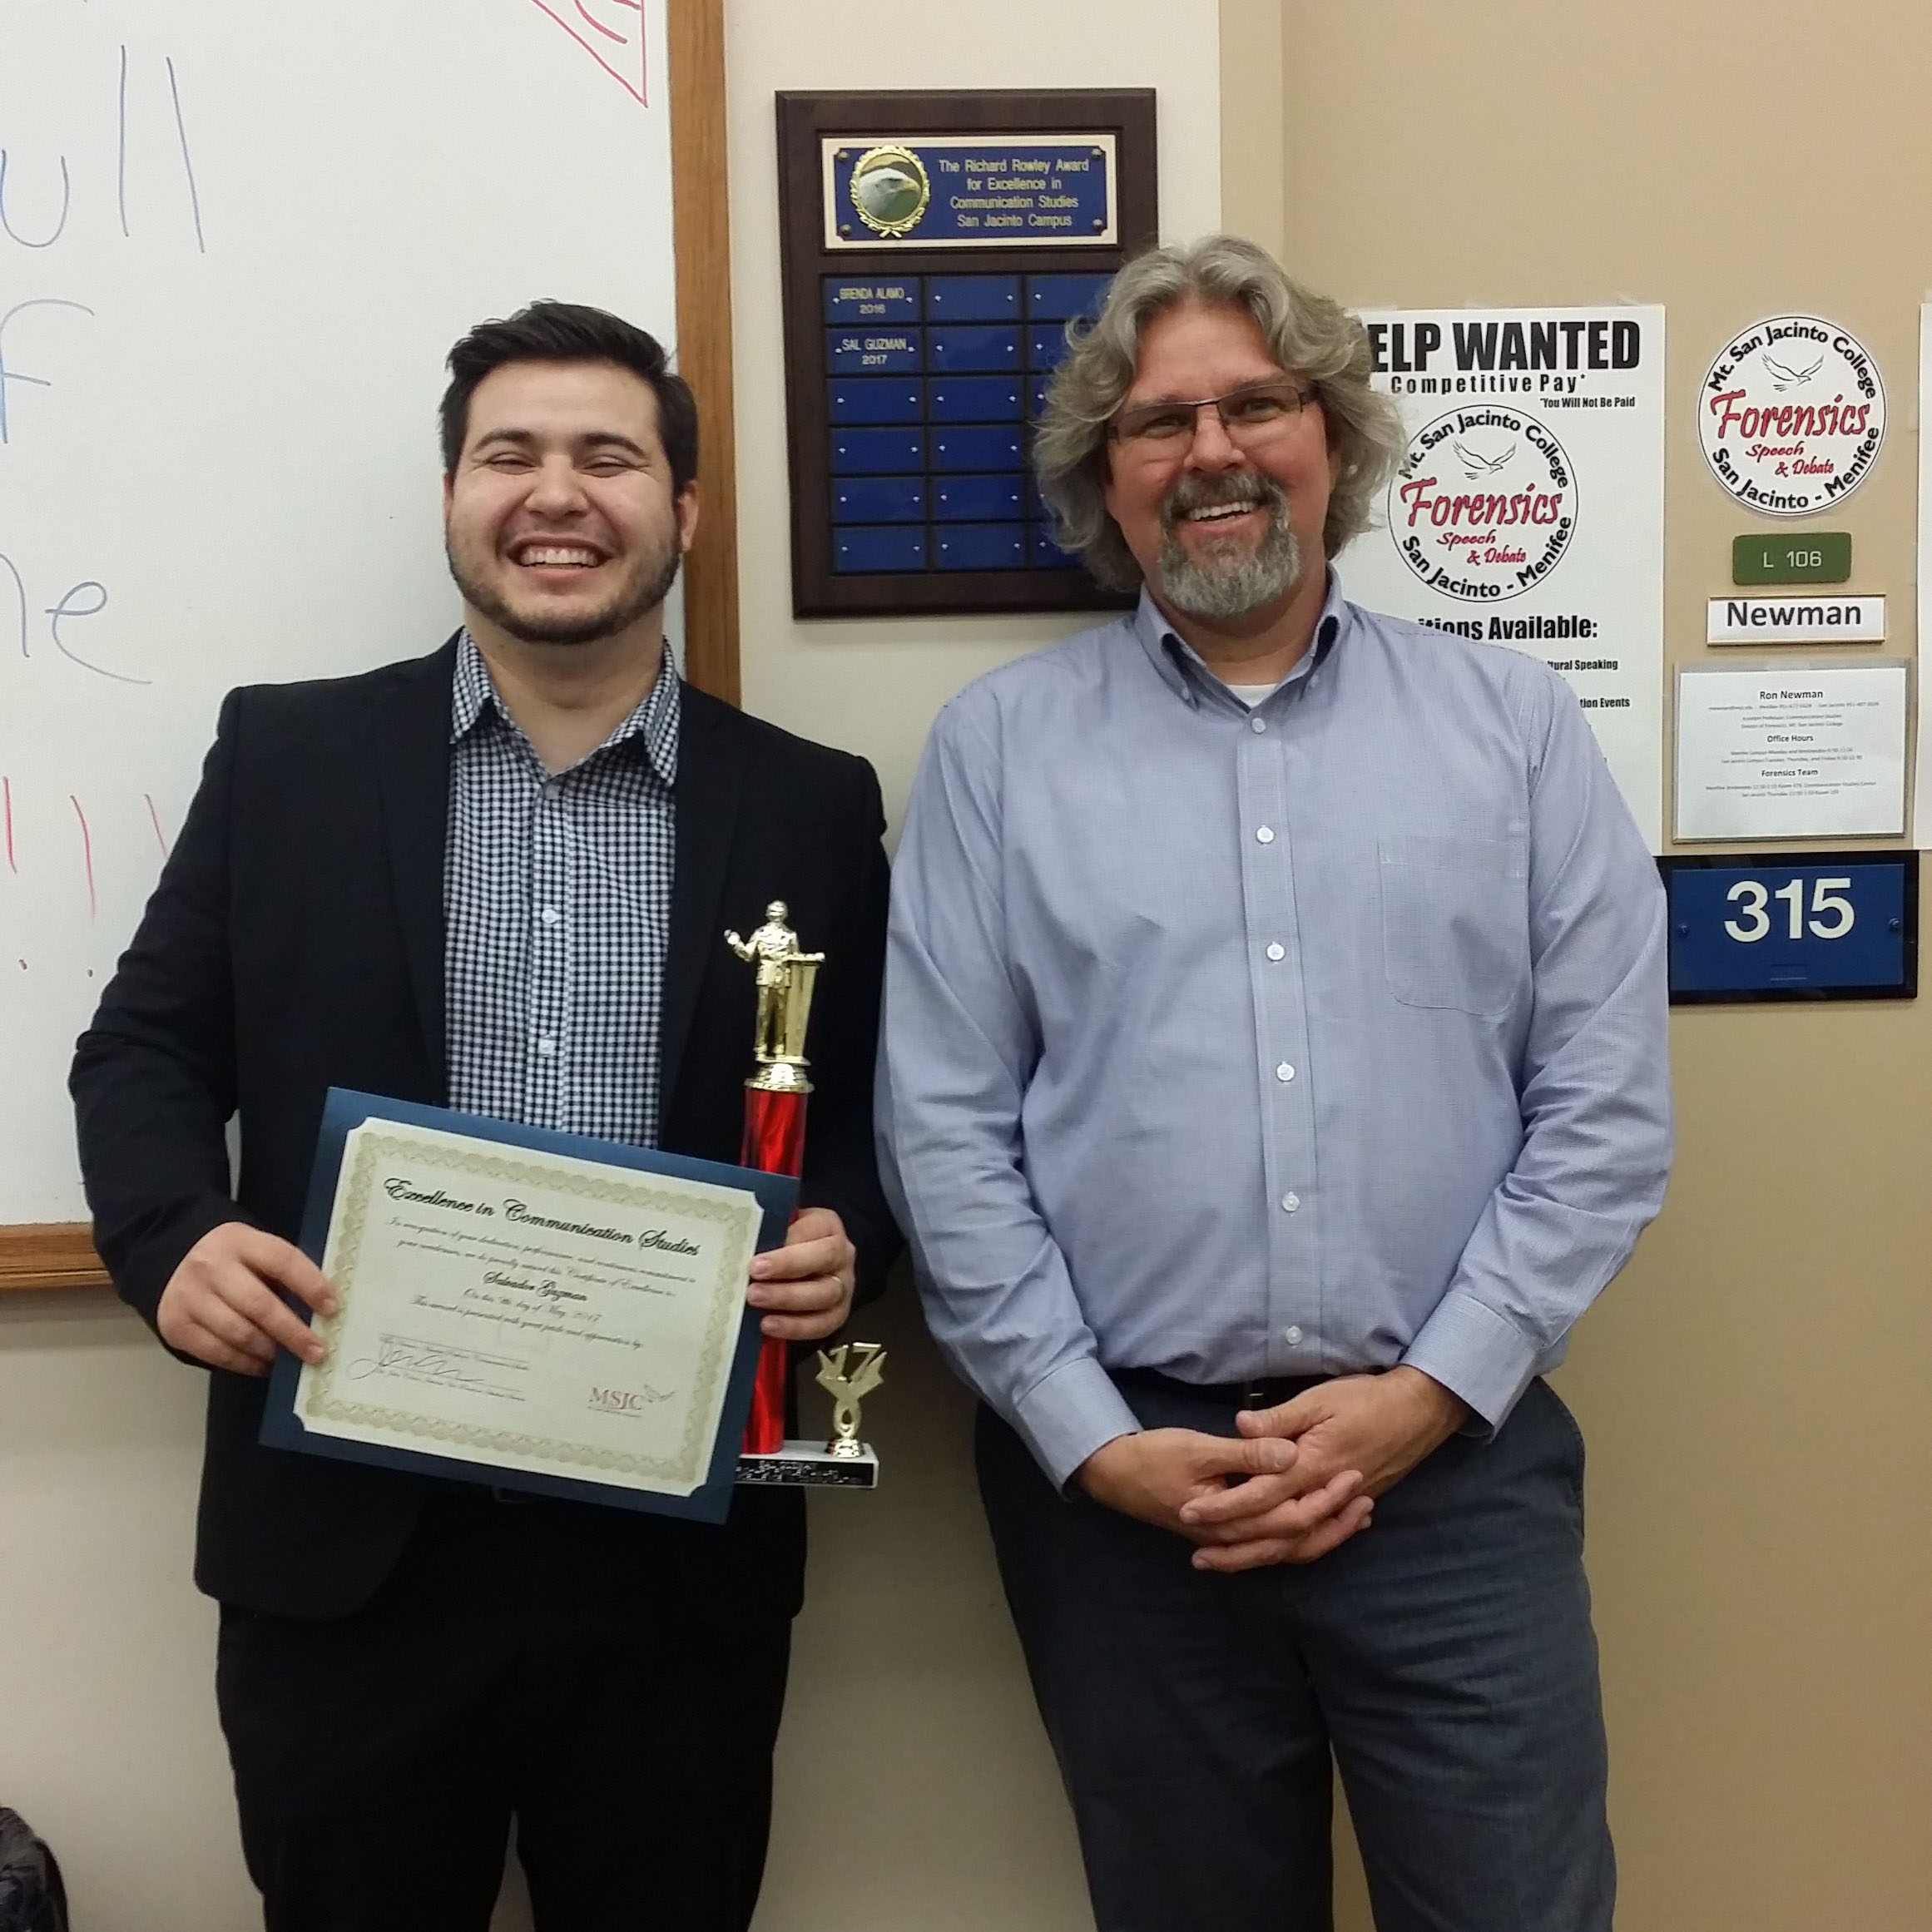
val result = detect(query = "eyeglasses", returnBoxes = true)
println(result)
[1108,379,1316,450]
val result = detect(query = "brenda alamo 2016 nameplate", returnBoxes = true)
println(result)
[292,1119,765,1500]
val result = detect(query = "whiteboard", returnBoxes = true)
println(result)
[0,0,677,1220]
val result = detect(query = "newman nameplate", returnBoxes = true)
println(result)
[1707,595,1885,645]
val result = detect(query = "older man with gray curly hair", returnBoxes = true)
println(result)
[879,235,1670,1932]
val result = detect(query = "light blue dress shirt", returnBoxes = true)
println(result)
[878,579,1672,1489]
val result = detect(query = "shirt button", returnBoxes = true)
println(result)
[538,907,562,927]
[1266,942,1286,962]
[1281,1191,1300,1213]
[536,1035,557,1057]
[1256,825,1276,845]
[1275,1063,1295,1083]
[1283,1325,1304,1346]
[1249,715,1268,734]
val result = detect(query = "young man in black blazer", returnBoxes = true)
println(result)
[70,303,895,1932]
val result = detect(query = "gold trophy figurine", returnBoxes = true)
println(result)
[816,1343,888,1459]
[725,902,825,1093]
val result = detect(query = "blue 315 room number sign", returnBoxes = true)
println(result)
[1657,853,1918,1003]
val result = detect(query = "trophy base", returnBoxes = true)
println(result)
[736,1441,880,1489]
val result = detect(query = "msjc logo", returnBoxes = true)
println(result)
[589,1386,644,1414]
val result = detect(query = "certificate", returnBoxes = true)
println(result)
[261,1091,797,1522]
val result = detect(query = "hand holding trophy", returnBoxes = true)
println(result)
[728,904,884,1488]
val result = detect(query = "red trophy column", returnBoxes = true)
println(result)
[739,1079,808,1452]
[725,902,825,1457]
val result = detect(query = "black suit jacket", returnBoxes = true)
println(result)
[71,638,895,1620]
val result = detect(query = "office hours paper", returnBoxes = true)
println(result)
[1675,661,1909,841]
[1349,306,1667,850]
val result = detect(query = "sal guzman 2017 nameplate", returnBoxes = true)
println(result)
[778,90,1156,620]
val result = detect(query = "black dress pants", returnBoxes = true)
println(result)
[215,1489,792,1932]
[978,1374,1612,1932]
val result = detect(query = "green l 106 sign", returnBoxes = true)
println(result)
[1732,533,1851,584]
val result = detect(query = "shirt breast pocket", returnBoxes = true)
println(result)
[1377,832,1529,1017]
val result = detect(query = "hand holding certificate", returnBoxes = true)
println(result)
[262,1092,798,1523]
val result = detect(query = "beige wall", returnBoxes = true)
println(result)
[12,7,1924,1931]
[0,1298,258,1928]
[1261,4,1932,1929]
[727,7,1221,1926]
[0,7,1220,1929]
[726,2,1224,814]
[769,5,1932,1927]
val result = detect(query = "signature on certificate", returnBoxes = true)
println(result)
[348,1334,521,1396]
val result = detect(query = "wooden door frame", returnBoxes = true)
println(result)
[669,0,742,706]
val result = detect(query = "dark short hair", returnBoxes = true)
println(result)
[438,300,698,493]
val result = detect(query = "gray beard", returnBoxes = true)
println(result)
[447,540,682,647]
[1154,481,1304,622]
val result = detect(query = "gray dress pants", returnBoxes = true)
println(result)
[975,1372,1613,1932]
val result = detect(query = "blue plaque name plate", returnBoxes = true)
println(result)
[827,328,923,374]
[1658,852,1918,1003]
[824,136,1117,250]
[824,279,921,322]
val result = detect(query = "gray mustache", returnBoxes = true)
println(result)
[1161,474,1286,525]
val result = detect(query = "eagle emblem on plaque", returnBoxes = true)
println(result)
[848,143,931,238]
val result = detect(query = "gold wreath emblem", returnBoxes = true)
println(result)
[849,144,932,239]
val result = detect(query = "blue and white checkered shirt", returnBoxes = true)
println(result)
[444,632,680,1147]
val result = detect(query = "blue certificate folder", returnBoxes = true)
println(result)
[260,1090,798,1523]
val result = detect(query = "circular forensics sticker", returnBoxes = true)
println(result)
[1385,404,1577,602]
[1698,316,1885,517]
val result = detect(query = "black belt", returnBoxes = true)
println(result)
[1111,1366,1330,1412]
